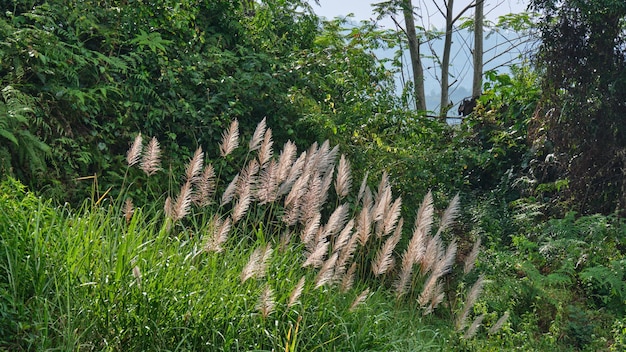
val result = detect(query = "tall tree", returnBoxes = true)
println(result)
[402,0,427,111]
[472,0,483,97]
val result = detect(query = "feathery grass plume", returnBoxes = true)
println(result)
[232,161,258,223]
[414,190,434,242]
[349,288,370,311]
[334,154,352,199]
[355,207,372,246]
[279,229,293,252]
[341,262,357,292]
[333,219,354,253]
[285,172,309,209]
[241,244,273,282]
[315,252,338,288]
[395,215,429,298]
[435,193,460,237]
[256,159,279,204]
[164,196,173,219]
[249,117,266,152]
[463,314,485,339]
[123,198,134,224]
[372,218,403,276]
[420,234,442,275]
[335,232,358,280]
[321,144,340,176]
[257,128,273,166]
[456,274,486,331]
[426,280,445,315]
[488,311,510,335]
[132,265,142,288]
[256,285,275,319]
[127,132,143,166]
[277,140,297,182]
[219,119,239,157]
[221,173,239,206]
[371,172,391,223]
[419,240,457,308]
[140,136,161,175]
[300,172,322,223]
[279,151,306,196]
[379,196,402,238]
[288,276,306,308]
[322,203,349,239]
[193,163,215,206]
[357,171,369,203]
[438,239,458,277]
[173,181,193,221]
[185,147,204,182]
[302,239,328,268]
[464,237,481,274]
[418,271,440,308]
[301,212,321,247]
[318,167,334,206]
[204,216,231,253]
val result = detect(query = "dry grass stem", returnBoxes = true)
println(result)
[341,262,357,292]
[302,239,328,268]
[258,128,273,166]
[322,204,349,239]
[372,220,402,276]
[256,160,278,204]
[185,147,204,182]
[357,171,369,203]
[488,311,510,335]
[278,151,306,196]
[463,314,485,339]
[173,181,193,221]
[257,285,275,319]
[164,196,173,219]
[241,246,263,282]
[301,213,321,247]
[356,207,372,246]
[140,136,161,175]
[221,174,239,206]
[288,276,306,308]
[379,197,402,238]
[301,173,322,223]
[132,265,142,288]
[277,140,297,181]
[457,274,486,330]
[220,119,239,157]
[333,219,354,253]
[464,237,481,274]
[127,133,142,166]
[249,117,266,151]
[123,198,134,224]
[349,288,370,311]
[436,193,460,237]
[334,154,352,199]
[193,163,215,206]
[315,252,338,288]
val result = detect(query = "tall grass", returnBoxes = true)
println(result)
[0,119,494,350]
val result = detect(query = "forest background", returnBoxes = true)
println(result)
[1,0,625,350]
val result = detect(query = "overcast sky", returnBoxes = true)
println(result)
[313,0,529,30]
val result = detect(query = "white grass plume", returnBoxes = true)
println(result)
[127,133,142,166]
[140,136,161,175]
[220,119,239,157]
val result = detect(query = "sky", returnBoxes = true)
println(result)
[310,0,533,113]
[313,0,530,30]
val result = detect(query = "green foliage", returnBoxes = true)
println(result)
[530,0,626,215]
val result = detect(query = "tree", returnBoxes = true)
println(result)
[530,0,626,214]
[472,0,483,97]
[402,0,427,111]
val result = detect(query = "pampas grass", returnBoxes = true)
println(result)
[220,119,239,157]
[141,136,161,175]
[127,133,142,166]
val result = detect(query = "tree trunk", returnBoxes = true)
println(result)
[472,0,483,97]
[439,0,454,118]
[402,0,427,111]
